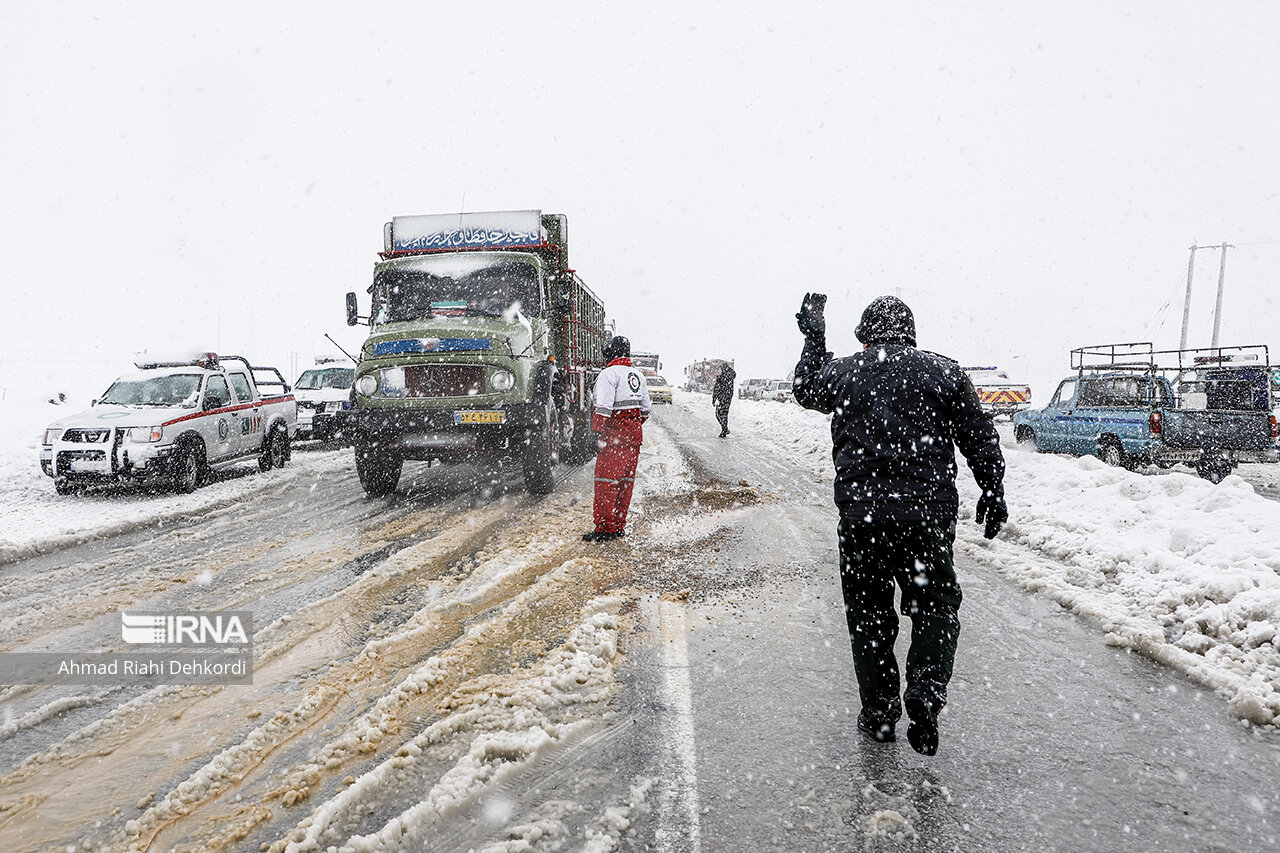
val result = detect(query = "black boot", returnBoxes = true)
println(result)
[856,712,896,743]
[905,696,939,756]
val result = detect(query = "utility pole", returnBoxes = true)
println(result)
[1210,241,1232,349]
[1178,242,1231,350]
[1179,244,1198,350]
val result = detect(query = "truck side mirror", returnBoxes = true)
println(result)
[346,292,359,326]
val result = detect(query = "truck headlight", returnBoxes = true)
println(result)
[380,367,406,397]
[43,428,61,445]
[356,374,379,396]
[128,426,163,443]
[490,370,515,392]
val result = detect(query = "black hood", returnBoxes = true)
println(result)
[855,296,916,347]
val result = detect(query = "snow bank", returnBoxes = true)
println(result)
[674,393,1280,726]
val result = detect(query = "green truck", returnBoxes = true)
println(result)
[344,210,606,496]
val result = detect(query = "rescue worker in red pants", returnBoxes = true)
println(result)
[584,336,652,542]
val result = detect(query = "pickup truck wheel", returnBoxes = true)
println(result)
[171,444,202,494]
[259,426,289,472]
[1196,454,1232,484]
[522,402,558,495]
[356,440,402,497]
[1098,440,1126,469]
[1015,426,1039,451]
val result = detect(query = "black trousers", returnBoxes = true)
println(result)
[714,403,731,434]
[837,515,962,723]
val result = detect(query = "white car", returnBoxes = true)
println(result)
[766,380,794,403]
[40,354,296,495]
[294,363,354,440]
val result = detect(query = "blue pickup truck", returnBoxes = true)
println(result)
[1013,343,1279,483]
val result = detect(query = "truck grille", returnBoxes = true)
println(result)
[403,365,486,398]
[62,429,112,443]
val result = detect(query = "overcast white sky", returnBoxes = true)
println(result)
[3,2,1279,401]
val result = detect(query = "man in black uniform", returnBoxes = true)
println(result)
[793,293,1007,755]
[711,364,736,438]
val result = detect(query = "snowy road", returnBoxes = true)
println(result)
[1,401,1279,851]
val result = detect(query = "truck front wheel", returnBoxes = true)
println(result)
[356,440,402,497]
[522,402,558,495]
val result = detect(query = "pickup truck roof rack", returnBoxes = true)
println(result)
[220,355,292,396]
[1071,342,1271,374]
[1070,342,1155,372]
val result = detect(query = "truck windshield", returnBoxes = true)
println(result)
[371,254,541,324]
[100,374,203,407]
[296,368,354,390]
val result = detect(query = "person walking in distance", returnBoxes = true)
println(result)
[584,335,652,542]
[711,364,736,438]
[793,293,1007,755]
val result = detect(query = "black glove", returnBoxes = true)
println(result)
[796,292,827,339]
[975,491,1007,539]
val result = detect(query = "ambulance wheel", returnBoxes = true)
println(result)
[171,443,203,494]
[522,402,558,495]
[260,425,289,472]
[356,440,402,497]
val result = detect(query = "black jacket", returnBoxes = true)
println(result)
[712,368,736,408]
[794,336,1004,523]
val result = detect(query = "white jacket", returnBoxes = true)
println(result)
[593,361,653,421]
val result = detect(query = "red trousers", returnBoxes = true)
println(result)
[592,414,644,534]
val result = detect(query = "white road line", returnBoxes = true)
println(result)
[654,595,702,853]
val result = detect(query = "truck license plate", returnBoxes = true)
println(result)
[455,410,505,425]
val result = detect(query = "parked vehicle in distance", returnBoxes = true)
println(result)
[294,360,354,441]
[1013,343,1278,483]
[40,353,296,495]
[632,351,662,377]
[739,378,768,400]
[646,375,673,405]
[962,366,1032,419]
[685,358,733,394]
[766,379,794,403]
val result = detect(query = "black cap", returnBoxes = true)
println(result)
[855,296,916,346]
[603,335,630,361]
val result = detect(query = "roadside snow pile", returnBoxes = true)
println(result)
[675,394,1280,726]
[958,448,1280,726]
[0,387,348,564]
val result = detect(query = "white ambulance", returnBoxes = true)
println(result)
[40,354,296,495]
